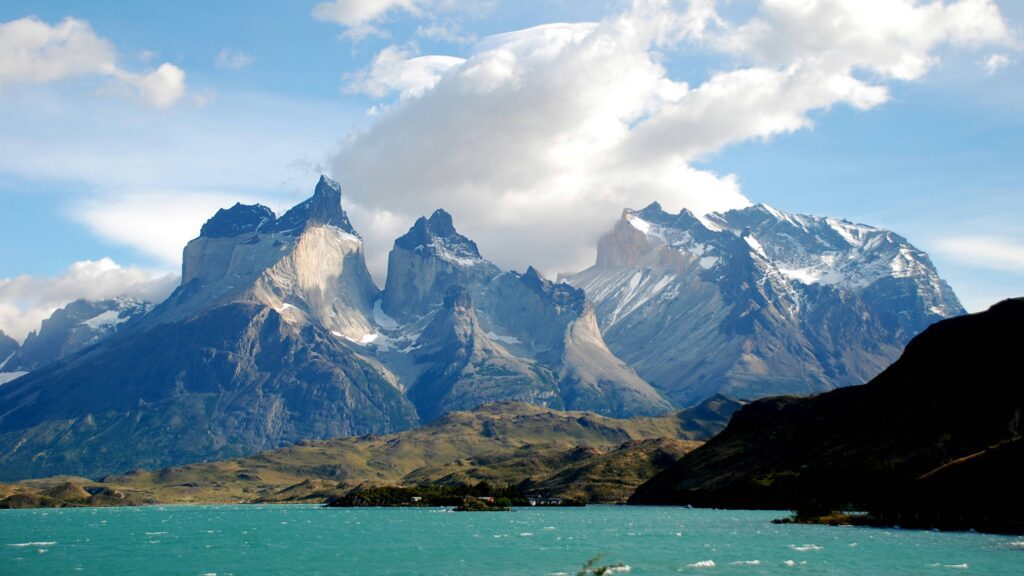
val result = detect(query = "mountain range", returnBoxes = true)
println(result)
[0,176,963,480]
[565,202,963,406]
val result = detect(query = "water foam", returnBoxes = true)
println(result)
[790,544,823,552]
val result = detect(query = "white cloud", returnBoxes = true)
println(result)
[329,0,1013,278]
[123,62,186,109]
[192,88,218,108]
[313,0,421,38]
[0,16,187,108]
[719,0,1013,80]
[216,48,254,70]
[983,52,1011,74]
[0,88,351,272]
[0,258,179,342]
[313,0,420,26]
[345,45,465,98]
[70,190,274,266]
[935,235,1024,274]
[416,21,476,45]
[312,0,494,40]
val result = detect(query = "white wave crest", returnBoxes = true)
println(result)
[790,544,823,552]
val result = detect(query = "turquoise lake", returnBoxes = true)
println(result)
[1,505,1021,575]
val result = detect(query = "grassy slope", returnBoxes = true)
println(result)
[2,399,736,507]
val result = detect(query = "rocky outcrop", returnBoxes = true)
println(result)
[565,203,964,406]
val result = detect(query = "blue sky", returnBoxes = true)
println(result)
[0,0,1021,338]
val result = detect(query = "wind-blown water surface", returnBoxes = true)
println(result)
[1,505,1021,575]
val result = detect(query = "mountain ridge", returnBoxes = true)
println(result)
[565,201,963,406]
[1,397,740,506]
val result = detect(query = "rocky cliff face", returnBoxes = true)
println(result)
[565,203,964,406]
[172,175,379,340]
[375,215,674,419]
[382,209,501,321]
[4,297,151,372]
[406,285,560,421]
[0,176,420,480]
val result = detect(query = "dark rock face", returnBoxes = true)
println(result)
[566,203,964,406]
[200,203,276,238]
[273,175,358,236]
[629,299,1024,531]
[6,298,152,372]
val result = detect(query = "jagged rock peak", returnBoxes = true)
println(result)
[443,284,473,311]
[274,175,359,237]
[200,203,276,238]
[629,202,705,231]
[427,208,457,233]
[520,267,586,314]
[0,330,17,360]
[395,208,485,263]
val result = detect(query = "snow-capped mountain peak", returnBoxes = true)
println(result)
[4,297,153,373]
[396,209,489,267]
[383,210,501,320]
[566,200,964,406]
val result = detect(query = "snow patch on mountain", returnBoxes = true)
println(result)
[419,237,486,267]
[565,201,965,406]
[373,299,399,330]
[81,309,129,330]
[0,372,27,386]
[485,331,522,345]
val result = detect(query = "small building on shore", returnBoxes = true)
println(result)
[527,495,564,506]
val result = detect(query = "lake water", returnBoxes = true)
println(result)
[1,505,1021,575]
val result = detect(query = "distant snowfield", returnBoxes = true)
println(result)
[0,372,28,386]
